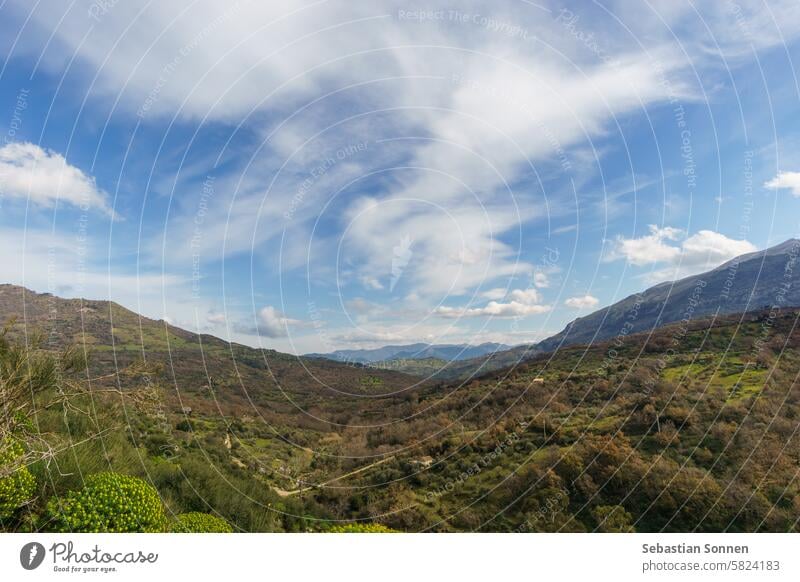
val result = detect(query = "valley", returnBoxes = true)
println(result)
[2,279,800,532]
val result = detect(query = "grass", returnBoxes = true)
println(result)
[660,353,767,401]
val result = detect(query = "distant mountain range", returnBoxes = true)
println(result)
[305,342,511,364]
[3,243,800,532]
[393,238,800,380]
[307,239,800,378]
[4,239,798,385]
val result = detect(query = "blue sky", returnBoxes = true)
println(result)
[1,0,800,354]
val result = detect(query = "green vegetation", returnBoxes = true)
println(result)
[2,283,800,533]
[370,357,450,377]
[592,505,635,533]
[329,523,398,533]
[47,473,165,533]
[359,375,384,388]
[171,512,233,533]
[0,439,35,518]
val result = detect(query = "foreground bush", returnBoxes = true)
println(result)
[0,439,36,519]
[47,472,165,532]
[329,523,398,533]
[171,512,233,533]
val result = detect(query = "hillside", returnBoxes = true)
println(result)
[538,238,800,352]
[2,282,800,532]
[0,284,432,418]
[430,238,800,381]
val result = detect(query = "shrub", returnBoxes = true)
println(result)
[47,472,165,532]
[329,523,398,533]
[171,512,233,533]
[175,419,193,432]
[592,504,635,533]
[0,439,36,519]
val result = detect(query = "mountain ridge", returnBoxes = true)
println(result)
[536,237,800,353]
[306,341,512,364]
[419,238,800,380]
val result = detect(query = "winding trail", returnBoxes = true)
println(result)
[273,455,396,497]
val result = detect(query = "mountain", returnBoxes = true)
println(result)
[537,238,800,353]
[306,342,511,364]
[420,238,800,381]
[3,282,800,533]
[308,239,800,380]
[0,284,428,416]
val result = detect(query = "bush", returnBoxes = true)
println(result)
[0,439,36,519]
[150,454,282,532]
[171,512,233,533]
[592,504,635,533]
[329,523,398,533]
[47,472,165,532]
[175,419,193,432]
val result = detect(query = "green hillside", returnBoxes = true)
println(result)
[2,284,800,532]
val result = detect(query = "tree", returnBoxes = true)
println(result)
[592,504,635,532]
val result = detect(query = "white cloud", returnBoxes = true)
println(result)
[533,271,550,288]
[679,230,757,267]
[764,171,800,196]
[436,301,551,319]
[333,48,691,299]
[359,275,384,291]
[206,312,226,324]
[481,288,508,301]
[604,0,800,60]
[565,294,600,309]
[345,297,376,315]
[254,306,301,338]
[11,1,798,353]
[480,287,541,303]
[0,226,235,342]
[19,1,800,122]
[608,226,757,282]
[435,287,549,319]
[50,1,698,301]
[0,142,113,215]
[508,288,540,304]
[609,225,683,266]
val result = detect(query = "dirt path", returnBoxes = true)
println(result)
[272,455,396,497]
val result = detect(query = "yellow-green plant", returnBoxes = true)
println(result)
[171,512,233,533]
[47,472,165,532]
[0,438,36,519]
[329,523,398,533]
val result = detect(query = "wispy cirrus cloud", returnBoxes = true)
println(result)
[19,2,696,294]
[9,0,800,352]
